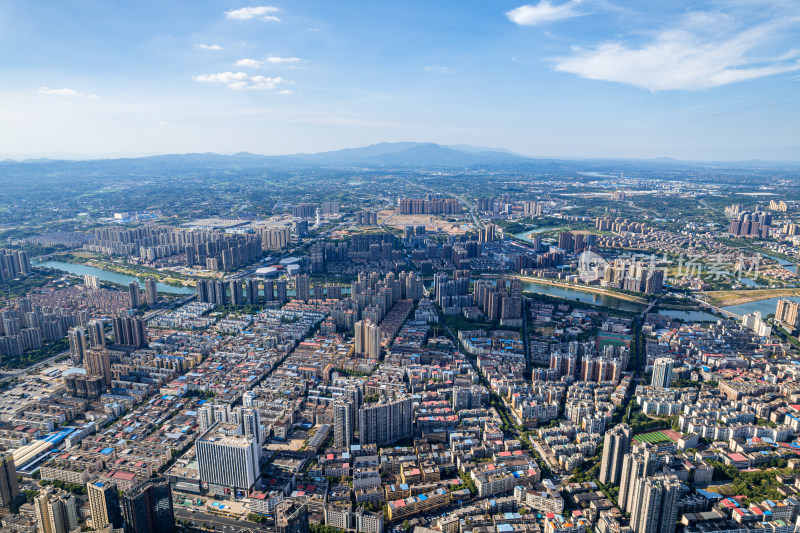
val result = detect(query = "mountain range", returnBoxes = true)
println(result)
[1,142,798,178]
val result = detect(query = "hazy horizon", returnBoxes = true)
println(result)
[2,0,799,161]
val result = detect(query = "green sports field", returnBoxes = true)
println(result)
[633,431,672,444]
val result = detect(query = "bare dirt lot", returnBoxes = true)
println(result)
[378,210,472,235]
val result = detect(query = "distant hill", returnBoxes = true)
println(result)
[1,142,798,180]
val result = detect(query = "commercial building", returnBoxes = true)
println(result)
[121,477,175,533]
[196,430,260,493]
[0,452,20,507]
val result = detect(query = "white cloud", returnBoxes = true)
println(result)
[38,87,97,99]
[235,58,263,68]
[554,13,800,91]
[423,65,452,74]
[277,89,294,95]
[195,43,223,51]
[506,0,585,25]
[235,57,303,68]
[193,71,291,90]
[225,6,281,22]
[265,56,301,64]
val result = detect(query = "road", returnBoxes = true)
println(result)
[0,350,70,382]
[175,507,269,533]
[691,295,741,320]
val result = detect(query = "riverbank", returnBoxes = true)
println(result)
[702,288,800,307]
[41,253,197,289]
[33,259,195,295]
[516,276,651,304]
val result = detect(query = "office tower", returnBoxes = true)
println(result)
[35,488,78,533]
[0,453,19,507]
[334,400,355,448]
[229,280,242,306]
[246,278,259,305]
[354,320,380,359]
[630,475,681,533]
[599,424,632,485]
[128,281,140,308]
[276,499,310,533]
[276,279,287,303]
[88,480,123,529]
[196,431,260,492]
[85,348,111,388]
[144,276,158,306]
[358,396,413,446]
[67,327,87,365]
[294,219,309,238]
[121,477,175,533]
[651,358,673,389]
[295,274,310,302]
[87,319,105,349]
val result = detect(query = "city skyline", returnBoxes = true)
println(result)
[2,0,799,160]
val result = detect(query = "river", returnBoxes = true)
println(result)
[723,296,800,318]
[761,253,799,275]
[34,260,195,295]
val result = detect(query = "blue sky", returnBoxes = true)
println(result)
[2,0,799,160]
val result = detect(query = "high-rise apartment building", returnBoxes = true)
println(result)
[333,400,355,448]
[121,477,174,533]
[88,480,123,529]
[128,281,140,308]
[358,396,413,446]
[144,276,158,306]
[599,424,632,485]
[68,326,87,365]
[354,319,380,359]
[35,488,78,533]
[630,475,681,533]
[85,348,111,388]
[651,358,674,389]
[87,319,105,349]
[776,299,800,329]
[112,316,148,348]
[619,445,658,513]
[295,274,310,302]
